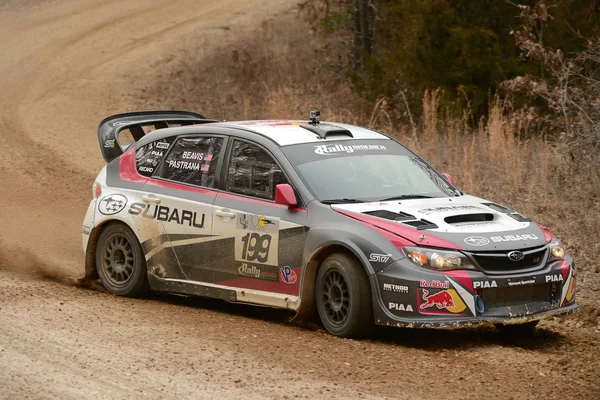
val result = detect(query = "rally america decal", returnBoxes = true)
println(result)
[314,144,387,155]
[237,263,279,282]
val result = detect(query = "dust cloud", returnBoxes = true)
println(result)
[0,242,78,285]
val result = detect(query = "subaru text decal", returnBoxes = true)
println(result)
[129,203,205,228]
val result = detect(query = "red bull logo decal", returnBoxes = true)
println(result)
[420,289,454,310]
[418,288,467,314]
[419,280,449,289]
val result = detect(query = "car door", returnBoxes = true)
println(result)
[211,139,307,295]
[135,134,226,282]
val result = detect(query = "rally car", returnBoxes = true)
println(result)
[82,110,578,338]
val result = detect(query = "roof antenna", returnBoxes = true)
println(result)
[215,67,226,121]
[309,110,320,125]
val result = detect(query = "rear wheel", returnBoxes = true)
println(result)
[316,253,374,338]
[494,320,539,335]
[95,223,149,297]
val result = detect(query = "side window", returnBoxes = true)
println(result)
[155,136,223,188]
[135,138,175,177]
[227,140,288,200]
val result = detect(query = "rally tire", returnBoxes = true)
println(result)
[494,320,539,335]
[316,253,374,338]
[95,223,149,297]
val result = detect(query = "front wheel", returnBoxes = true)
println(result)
[95,223,149,297]
[316,253,374,338]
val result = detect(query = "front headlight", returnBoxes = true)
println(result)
[402,246,476,271]
[549,237,565,260]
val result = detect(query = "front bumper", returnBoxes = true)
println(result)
[371,256,577,328]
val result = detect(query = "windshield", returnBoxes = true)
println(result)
[281,140,458,202]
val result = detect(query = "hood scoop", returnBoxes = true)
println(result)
[444,213,495,224]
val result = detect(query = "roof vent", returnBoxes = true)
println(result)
[300,109,353,139]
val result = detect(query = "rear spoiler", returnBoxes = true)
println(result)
[98,110,215,162]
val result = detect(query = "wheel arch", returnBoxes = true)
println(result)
[84,219,137,281]
[292,241,373,323]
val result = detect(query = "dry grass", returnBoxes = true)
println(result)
[138,11,600,305]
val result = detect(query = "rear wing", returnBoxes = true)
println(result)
[98,110,215,162]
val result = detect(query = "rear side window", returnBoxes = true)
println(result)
[226,140,288,200]
[135,138,175,177]
[154,136,223,188]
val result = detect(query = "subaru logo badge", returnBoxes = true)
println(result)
[464,236,490,246]
[507,251,524,262]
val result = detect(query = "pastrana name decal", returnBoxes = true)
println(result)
[129,203,205,228]
[167,160,201,170]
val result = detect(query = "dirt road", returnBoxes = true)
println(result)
[0,0,598,399]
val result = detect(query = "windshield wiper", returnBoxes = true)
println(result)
[379,194,432,201]
[321,198,368,204]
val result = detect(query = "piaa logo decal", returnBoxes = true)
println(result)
[279,266,297,284]
[98,194,128,215]
[464,236,490,246]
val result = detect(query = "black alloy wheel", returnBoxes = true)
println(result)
[322,269,350,325]
[96,223,149,297]
[316,253,374,338]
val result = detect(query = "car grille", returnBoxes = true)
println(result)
[479,284,553,312]
[467,246,548,274]
[490,284,550,307]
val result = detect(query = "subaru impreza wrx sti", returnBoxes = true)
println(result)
[82,110,577,337]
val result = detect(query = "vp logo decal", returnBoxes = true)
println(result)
[279,266,297,284]
[98,194,127,215]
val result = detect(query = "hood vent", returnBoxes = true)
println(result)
[507,212,532,222]
[482,202,532,222]
[483,203,511,213]
[444,213,495,224]
[364,210,415,221]
[403,219,438,230]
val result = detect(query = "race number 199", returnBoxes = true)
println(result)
[240,232,271,263]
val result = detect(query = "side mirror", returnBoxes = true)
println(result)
[275,184,298,207]
[442,172,455,186]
